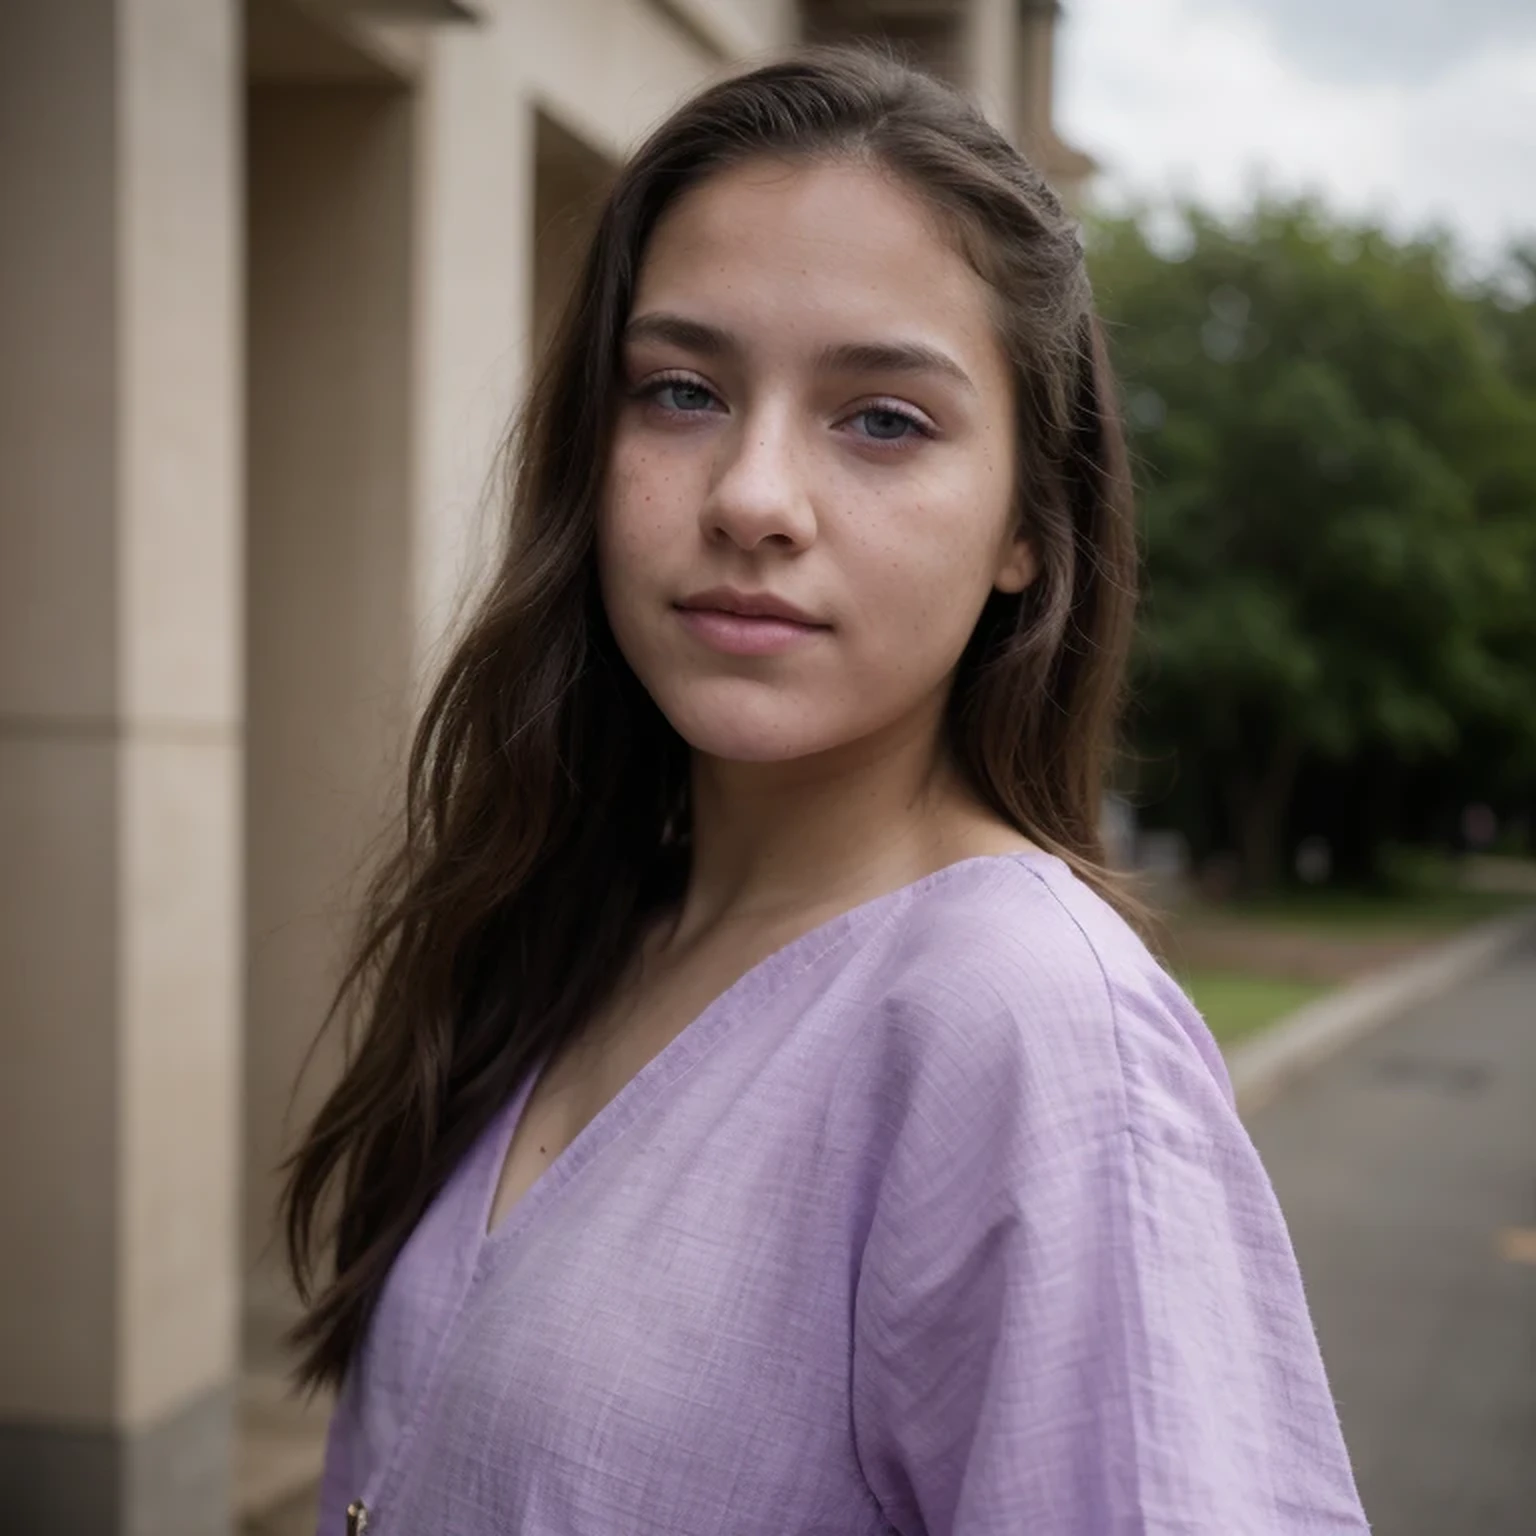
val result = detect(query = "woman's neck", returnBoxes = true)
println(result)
[660,715,1029,957]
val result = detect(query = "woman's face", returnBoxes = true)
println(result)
[598,155,1034,767]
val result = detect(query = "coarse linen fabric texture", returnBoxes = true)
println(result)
[316,849,1369,1535]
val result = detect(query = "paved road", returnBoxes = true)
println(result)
[1249,929,1536,1535]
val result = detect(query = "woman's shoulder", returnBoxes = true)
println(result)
[850,849,1233,1139]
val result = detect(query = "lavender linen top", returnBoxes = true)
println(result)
[317,850,1368,1534]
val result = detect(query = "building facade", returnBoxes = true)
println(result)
[0,2,1089,1529]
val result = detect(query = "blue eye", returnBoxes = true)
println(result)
[654,380,716,413]
[857,408,917,441]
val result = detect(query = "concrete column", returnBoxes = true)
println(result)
[963,0,1020,133]
[243,80,417,1343]
[1014,0,1059,158]
[1012,0,1097,204]
[408,23,531,662]
[532,110,616,360]
[0,2,242,1531]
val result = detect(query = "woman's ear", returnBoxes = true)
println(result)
[993,534,1038,595]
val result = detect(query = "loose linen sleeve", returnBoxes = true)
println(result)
[849,953,1368,1536]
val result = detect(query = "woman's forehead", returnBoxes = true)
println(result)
[630,158,1001,371]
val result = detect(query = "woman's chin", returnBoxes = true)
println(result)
[675,726,832,766]
[660,698,844,766]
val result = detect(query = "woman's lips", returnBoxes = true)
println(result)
[674,606,829,656]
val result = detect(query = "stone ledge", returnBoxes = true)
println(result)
[1228,907,1536,1116]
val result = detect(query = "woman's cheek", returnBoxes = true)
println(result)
[857,518,973,635]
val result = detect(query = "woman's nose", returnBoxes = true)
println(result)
[700,416,817,552]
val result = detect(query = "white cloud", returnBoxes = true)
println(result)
[1057,0,1536,261]
[1214,0,1536,86]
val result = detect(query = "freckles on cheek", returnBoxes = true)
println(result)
[612,445,683,543]
[891,602,940,679]
[602,470,646,553]
[861,500,951,628]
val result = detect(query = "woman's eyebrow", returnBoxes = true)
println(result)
[623,312,975,395]
[623,312,732,356]
[815,339,976,394]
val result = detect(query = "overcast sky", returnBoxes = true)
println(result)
[1056,0,1536,264]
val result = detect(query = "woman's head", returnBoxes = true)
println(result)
[527,45,1133,841]
[283,47,1137,1390]
[601,152,1035,772]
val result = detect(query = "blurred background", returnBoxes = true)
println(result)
[0,2,1531,1533]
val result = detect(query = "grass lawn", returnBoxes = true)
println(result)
[1164,860,1535,1049]
[1178,968,1334,1047]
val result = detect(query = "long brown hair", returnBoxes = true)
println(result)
[283,45,1138,1390]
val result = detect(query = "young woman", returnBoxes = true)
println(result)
[286,48,1368,1536]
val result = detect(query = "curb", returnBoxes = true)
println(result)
[1227,906,1536,1116]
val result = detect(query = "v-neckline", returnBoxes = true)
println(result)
[471,848,1054,1263]
[473,891,862,1259]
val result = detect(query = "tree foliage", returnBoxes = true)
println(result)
[1089,201,1536,887]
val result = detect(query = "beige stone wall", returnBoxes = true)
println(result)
[0,0,122,1430]
[965,0,1021,133]
[243,78,418,1304]
[0,0,242,1435]
[117,0,244,1432]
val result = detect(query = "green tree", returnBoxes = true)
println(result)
[1484,244,1536,395]
[1473,248,1536,817]
[1090,200,1536,888]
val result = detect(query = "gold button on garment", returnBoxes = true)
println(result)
[346,1500,369,1535]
